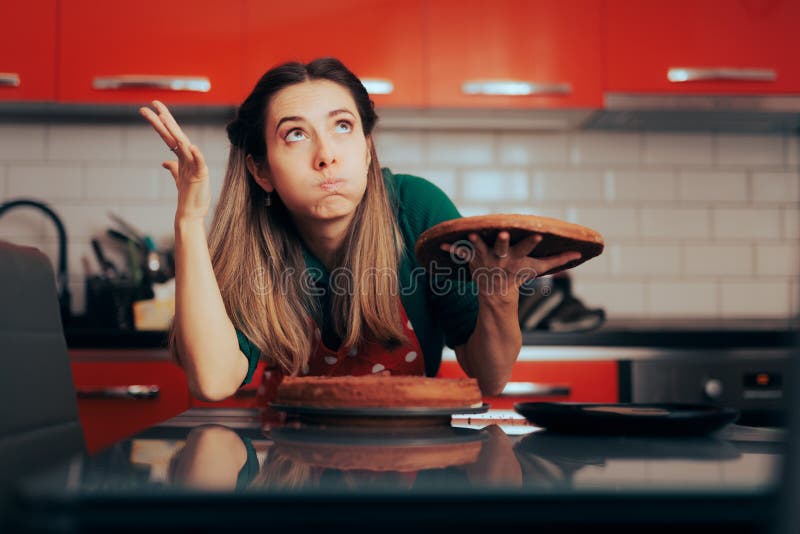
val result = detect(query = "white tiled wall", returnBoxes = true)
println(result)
[0,121,798,320]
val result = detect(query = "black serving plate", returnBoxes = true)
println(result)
[514,402,739,436]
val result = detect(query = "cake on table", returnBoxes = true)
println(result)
[274,375,483,409]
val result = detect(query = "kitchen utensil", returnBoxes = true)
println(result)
[107,211,148,249]
[514,402,739,436]
[90,238,119,279]
[415,214,604,279]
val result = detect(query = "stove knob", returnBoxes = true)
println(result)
[704,378,723,400]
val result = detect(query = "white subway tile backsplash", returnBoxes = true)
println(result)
[462,169,529,202]
[200,125,232,165]
[716,134,784,167]
[118,204,177,241]
[207,165,226,205]
[0,124,47,160]
[713,208,781,239]
[493,205,565,219]
[7,165,84,200]
[720,281,791,318]
[610,244,681,277]
[57,204,122,239]
[49,125,124,162]
[85,165,160,200]
[678,171,747,203]
[641,208,710,239]
[570,132,641,165]
[609,170,676,203]
[684,244,753,277]
[572,249,610,276]
[752,171,800,204]
[784,208,800,239]
[374,130,425,167]
[123,123,204,163]
[788,134,799,167]
[648,282,718,316]
[572,279,647,317]
[535,170,606,202]
[568,206,638,239]
[756,244,800,277]
[643,133,713,165]
[0,209,49,239]
[2,122,796,321]
[428,132,494,166]
[497,132,568,165]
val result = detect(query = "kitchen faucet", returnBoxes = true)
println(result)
[0,198,71,323]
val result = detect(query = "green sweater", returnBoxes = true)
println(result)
[237,168,479,383]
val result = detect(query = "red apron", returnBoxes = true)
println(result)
[258,298,425,407]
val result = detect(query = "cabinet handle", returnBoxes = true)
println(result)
[0,73,21,87]
[76,385,160,400]
[360,78,394,95]
[93,75,211,93]
[667,67,776,83]
[499,382,571,397]
[462,79,572,96]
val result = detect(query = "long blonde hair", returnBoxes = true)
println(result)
[170,58,409,375]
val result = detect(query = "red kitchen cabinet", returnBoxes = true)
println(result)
[70,357,191,453]
[438,359,618,409]
[243,0,426,108]
[58,0,244,104]
[0,0,57,101]
[605,0,800,94]
[426,0,604,109]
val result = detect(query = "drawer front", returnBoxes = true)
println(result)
[70,361,190,452]
[438,360,618,409]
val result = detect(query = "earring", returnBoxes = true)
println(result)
[265,192,272,207]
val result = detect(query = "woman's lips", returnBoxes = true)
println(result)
[320,179,345,192]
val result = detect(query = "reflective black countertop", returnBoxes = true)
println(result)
[9,408,786,532]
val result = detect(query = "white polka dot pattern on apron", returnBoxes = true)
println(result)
[372,363,385,374]
[324,355,338,365]
[406,320,413,331]
[348,346,358,357]
[404,351,418,363]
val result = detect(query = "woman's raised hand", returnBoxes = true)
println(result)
[139,100,211,221]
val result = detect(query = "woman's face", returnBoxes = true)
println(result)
[260,79,370,224]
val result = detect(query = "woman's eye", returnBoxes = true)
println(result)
[285,129,308,142]
[335,120,352,133]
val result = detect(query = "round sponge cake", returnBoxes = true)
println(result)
[274,375,483,409]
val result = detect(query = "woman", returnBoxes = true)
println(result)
[140,57,580,402]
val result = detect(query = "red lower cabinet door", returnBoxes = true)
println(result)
[70,361,190,453]
[438,360,618,409]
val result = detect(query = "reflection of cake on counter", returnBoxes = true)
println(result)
[274,375,483,408]
[267,427,485,473]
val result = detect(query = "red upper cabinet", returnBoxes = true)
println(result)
[0,0,57,101]
[605,0,800,94]
[58,0,243,104]
[426,0,604,109]
[243,0,426,109]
